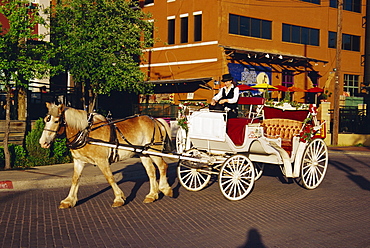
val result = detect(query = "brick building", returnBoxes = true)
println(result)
[140,0,365,107]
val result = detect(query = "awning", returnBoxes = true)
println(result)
[222,46,328,73]
[146,77,213,93]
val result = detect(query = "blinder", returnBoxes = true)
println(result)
[43,113,65,136]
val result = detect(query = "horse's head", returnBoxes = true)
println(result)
[39,102,65,149]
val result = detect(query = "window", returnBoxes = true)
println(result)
[328,31,337,48]
[308,71,320,86]
[328,31,360,51]
[282,71,294,87]
[300,0,320,4]
[282,24,319,46]
[167,18,175,45]
[180,15,188,43]
[343,34,360,51]
[144,0,154,5]
[229,14,271,40]
[344,74,360,96]
[194,13,202,42]
[330,0,361,13]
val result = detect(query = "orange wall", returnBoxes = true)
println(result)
[142,0,366,104]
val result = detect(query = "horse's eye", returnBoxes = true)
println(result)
[46,115,51,122]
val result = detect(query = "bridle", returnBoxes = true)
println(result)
[43,113,65,136]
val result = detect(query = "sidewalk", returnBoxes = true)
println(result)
[1,147,369,191]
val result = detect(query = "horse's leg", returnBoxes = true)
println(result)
[149,155,173,197]
[59,159,85,209]
[95,160,125,207]
[140,156,159,203]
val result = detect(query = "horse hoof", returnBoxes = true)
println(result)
[163,188,173,197]
[59,202,72,209]
[112,200,124,208]
[143,197,155,203]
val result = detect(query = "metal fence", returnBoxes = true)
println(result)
[132,103,179,118]
[334,107,369,134]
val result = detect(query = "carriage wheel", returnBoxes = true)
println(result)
[254,162,265,181]
[177,149,211,191]
[176,127,187,154]
[219,154,255,201]
[296,139,328,189]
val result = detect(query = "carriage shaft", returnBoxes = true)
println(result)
[89,141,210,164]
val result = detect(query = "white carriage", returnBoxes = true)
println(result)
[176,99,328,201]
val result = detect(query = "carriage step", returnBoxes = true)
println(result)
[181,160,209,169]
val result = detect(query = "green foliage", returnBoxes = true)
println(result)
[25,118,72,167]
[25,118,51,166]
[0,0,57,87]
[49,0,155,95]
[0,0,60,169]
[0,144,28,169]
[0,118,72,169]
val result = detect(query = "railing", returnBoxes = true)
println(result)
[132,103,179,118]
[329,107,369,134]
[0,120,27,145]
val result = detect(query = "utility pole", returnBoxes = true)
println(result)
[332,0,343,146]
[363,0,370,122]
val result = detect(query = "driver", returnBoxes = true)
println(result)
[210,73,239,119]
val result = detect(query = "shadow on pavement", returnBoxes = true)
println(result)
[330,159,370,191]
[238,228,266,248]
[77,161,181,207]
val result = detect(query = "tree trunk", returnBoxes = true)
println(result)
[3,85,12,170]
[88,88,96,113]
[17,86,27,121]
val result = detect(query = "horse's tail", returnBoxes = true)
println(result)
[155,118,174,153]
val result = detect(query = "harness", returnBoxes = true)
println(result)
[53,111,172,164]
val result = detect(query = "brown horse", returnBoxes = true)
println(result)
[39,102,173,208]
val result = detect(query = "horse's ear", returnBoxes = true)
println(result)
[58,104,65,115]
[45,102,51,109]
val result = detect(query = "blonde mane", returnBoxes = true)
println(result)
[64,108,89,131]
[47,103,107,131]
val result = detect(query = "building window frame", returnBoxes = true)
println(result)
[300,0,320,4]
[229,14,272,40]
[328,31,360,52]
[282,70,294,87]
[180,14,189,44]
[282,23,319,46]
[330,0,361,13]
[167,16,175,45]
[193,12,202,42]
[344,74,360,97]
[144,0,154,6]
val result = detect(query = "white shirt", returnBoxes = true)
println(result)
[213,85,239,104]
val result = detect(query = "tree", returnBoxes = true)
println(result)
[0,0,55,170]
[49,0,154,112]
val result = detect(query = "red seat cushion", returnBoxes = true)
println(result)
[227,118,260,146]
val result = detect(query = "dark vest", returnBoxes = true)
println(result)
[221,87,238,111]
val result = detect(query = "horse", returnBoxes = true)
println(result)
[39,102,173,208]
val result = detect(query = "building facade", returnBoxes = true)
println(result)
[140,0,366,107]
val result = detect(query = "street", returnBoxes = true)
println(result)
[1,152,370,248]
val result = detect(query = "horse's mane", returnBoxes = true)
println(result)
[64,108,89,131]
[47,103,107,131]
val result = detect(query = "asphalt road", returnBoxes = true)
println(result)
[1,152,369,248]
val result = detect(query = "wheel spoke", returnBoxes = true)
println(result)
[299,139,328,189]
[219,155,255,201]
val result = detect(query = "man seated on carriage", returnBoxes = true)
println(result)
[210,73,240,119]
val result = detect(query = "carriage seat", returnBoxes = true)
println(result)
[227,118,261,146]
[261,118,302,151]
